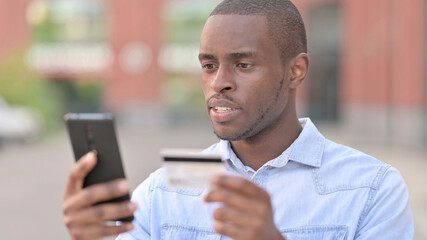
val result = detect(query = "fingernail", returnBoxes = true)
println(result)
[128,202,137,211]
[88,151,96,157]
[85,152,95,162]
[126,223,134,230]
[210,175,220,184]
[118,180,129,192]
[203,191,211,202]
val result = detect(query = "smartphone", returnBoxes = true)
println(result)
[64,113,133,222]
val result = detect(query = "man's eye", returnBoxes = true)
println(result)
[202,64,215,69]
[237,63,250,68]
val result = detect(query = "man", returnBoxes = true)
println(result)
[63,0,414,239]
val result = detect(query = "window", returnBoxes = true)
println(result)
[307,3,341,121]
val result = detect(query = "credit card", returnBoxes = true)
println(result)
[162,149,225,189]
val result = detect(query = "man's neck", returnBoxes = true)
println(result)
[230,116,303,171]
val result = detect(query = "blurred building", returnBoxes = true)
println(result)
[23,0,165,111]
[0,0,425,149]
[0,0,32,62]
[294,0,426,149]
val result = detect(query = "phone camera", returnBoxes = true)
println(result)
[85,125,96,150]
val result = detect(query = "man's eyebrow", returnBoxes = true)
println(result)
[198,53,217,61]
[229,52,256,59]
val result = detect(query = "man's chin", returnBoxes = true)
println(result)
[213,128,245,142]
[212,120,263,142]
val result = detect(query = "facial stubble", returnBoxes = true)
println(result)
[213,74,287,141]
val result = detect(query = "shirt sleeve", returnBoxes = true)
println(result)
[116,172,155,240]
[355,166,414,239]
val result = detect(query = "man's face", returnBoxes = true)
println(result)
[199,15,291,141]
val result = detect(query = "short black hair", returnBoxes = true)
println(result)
[210,0,307,62]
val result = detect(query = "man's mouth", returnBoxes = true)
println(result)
[214,106,235,113]
[210,106,241,123]
[207,97,241,123]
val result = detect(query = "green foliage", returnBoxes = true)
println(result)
[0,50,103,132]
[165,74,207,121]
[165,0,218,44]
[33,12,58,43]
[31,0,108,43]
[54,80,102,113]
[0,50,63,128]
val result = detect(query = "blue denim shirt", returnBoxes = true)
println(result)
[117,118,414,240]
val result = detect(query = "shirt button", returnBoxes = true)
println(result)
[254,179,261,185]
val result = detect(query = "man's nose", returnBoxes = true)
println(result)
[210,65,236,93]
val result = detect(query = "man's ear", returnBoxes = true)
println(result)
[288,53,309,89]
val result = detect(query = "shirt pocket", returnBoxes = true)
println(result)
[161,224,221,240]
[282,225,348,240]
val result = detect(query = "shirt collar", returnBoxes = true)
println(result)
[288,118,325,168]
[218,118,325,169]
[218,140,246,170]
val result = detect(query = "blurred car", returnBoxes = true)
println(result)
[0,96,44,144]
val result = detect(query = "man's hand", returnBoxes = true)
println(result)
[204,175,285,240]
[62,151,137,240]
